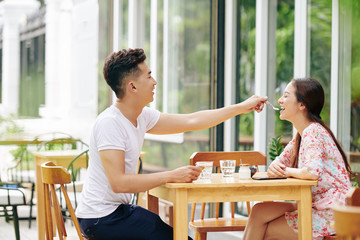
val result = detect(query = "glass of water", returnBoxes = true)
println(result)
[196,161,213,180]
[220,160,236,178]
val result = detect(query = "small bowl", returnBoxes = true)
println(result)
[250,166,257,177]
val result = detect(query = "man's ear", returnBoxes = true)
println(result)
[128,81,137,92]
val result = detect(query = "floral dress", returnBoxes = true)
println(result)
[278,122,352,240]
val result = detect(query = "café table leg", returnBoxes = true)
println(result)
[146,191,159,214]
[173,189,188,240]
[297,186,313,240]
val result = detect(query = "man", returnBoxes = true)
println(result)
[76,48,268,240]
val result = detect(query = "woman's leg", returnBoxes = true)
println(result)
[243,201,297,240]
[264,215,298,240]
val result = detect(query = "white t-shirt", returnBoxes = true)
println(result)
[76,105,160,218]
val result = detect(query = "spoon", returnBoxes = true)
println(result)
[267,101,279,110]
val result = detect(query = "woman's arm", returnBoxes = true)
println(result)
[285,167,318,180]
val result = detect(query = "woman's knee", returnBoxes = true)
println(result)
[249,202,268,220]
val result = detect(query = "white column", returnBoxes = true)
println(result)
[294,0,309,78]
[162,0,169,113]
[223,0,236,152]
[71,0,99,120]
[41,0,73,119]
[0,0,39,116]
[128,0,144,48]
[149,0,158,109]
[254,0,269,153]
[113,0,120,52]
[330,0,339,137]
[292,0,309,137]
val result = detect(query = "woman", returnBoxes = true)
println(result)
[243,78,353,240]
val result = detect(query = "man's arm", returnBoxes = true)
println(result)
[148,95,268,135]
[100,149,201,193]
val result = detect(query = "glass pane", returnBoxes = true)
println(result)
[341,0,360,184]
[274,0,295,143]
[309,0,332,125]
[236,0,256,151]
[142,0,211,169]
[98,0,129,113]
[98,0,113,113]
[19,35,45,118]
[0,47,2,103]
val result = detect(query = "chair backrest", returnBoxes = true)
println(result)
[37,138,88,151]
[190,151,267,220]
[332,205,360,239]
[190,151,267,168]
[41,161,84,240]
[345,187,360,206]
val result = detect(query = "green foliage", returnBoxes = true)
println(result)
[0,116,24,137]
[268,136,284,161]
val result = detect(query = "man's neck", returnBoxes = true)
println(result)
[114,99,144,127]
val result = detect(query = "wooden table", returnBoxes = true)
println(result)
[147,173,317,240]
[0,134,42,145]
[33,150,88,240]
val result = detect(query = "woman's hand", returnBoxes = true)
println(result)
[267,158,287,177]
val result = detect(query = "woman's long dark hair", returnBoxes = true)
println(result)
[290,78,353,176]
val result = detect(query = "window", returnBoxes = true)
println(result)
[337,0,360,179]
[19,35,45,118]
[309,0,332,125]
[273,0,295,144]
[236,0,256,151]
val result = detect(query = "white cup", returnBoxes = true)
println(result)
[196,161,213,180]
[220,160,236,178]
[239,164,251,179]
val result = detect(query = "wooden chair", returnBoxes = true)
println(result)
[189,151,267,240]
[345,187,360,206]
[331,204,360,240]
[41,161,85,240]
[7,132,88,228]
[323,187,360,240]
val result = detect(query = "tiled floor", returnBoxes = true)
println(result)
[0,205,243,240]
[0,205,78,240]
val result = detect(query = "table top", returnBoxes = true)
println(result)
[162,172,317,189]
[32,149,86,157]
[0,134,39,145]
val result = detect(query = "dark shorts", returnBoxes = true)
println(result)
[78,204,192,240]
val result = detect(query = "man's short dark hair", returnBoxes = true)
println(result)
[103,48,146,99]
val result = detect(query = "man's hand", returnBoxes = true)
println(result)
[240,95,268,114]
[167,166,202,183]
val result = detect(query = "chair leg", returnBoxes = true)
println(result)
[4,206,10,222]
[195,232,207,240]
[13,206,20,240]
[28,183,35,228]
[199,232,207,240]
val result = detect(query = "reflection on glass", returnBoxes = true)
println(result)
[142,0,211,169]
[309,0,332,125]
[274,0,295,142]
[347,0,360,181]
[236,0,256,151]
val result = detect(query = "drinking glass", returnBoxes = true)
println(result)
[220,160,236,178]
[196,161,213,180]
